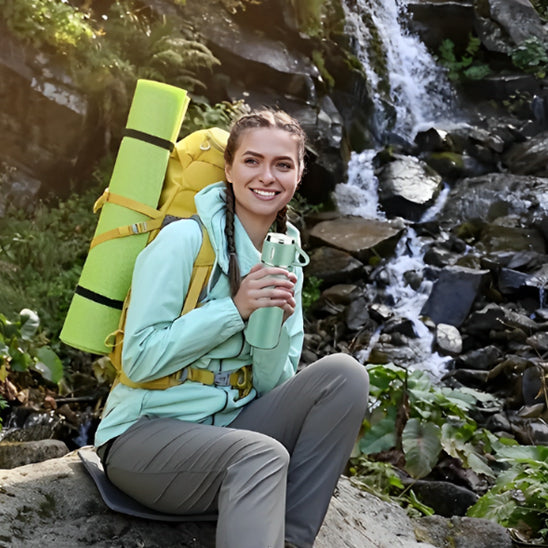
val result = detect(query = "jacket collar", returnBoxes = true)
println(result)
[195,182,261,276]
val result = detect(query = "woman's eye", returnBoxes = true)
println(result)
[278,162,292,170]
[244,158,258,165]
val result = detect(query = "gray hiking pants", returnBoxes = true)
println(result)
[100,353,369,548]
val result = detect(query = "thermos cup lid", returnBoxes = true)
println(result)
[266,233,296,245]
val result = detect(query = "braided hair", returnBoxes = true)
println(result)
[223,109,306,296]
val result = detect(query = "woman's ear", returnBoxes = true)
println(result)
[225,165,232,183]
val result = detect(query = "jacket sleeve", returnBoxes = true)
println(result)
[121,219,245,384]
[250,261,305,396]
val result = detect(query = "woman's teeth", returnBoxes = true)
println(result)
[253,189,278,197]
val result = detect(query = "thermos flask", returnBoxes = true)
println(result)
[244,232,310,349]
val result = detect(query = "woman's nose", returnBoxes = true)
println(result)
[259,165,275,184]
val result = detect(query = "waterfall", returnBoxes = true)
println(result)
[341,0,457,142]
[336,0,459,376]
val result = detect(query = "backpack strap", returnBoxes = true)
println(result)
[111,217,215,391]
[89,189,165,250]
[182,219,214,315]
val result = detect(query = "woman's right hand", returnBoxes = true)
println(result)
[233,263,297,321]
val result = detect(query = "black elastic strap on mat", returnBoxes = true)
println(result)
[75,285,124,311]
[123,128,175,152]
[78,448,217,522]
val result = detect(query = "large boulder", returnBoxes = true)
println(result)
[0,450,513,547]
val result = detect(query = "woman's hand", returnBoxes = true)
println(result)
[233,264,297,321]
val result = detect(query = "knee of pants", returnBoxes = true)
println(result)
[232,431,291,477]
[319,352,370,413]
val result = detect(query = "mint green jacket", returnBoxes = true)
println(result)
[94,183,304,447]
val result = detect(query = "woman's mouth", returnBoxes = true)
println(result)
[252,188,280,199]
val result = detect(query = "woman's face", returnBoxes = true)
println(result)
[225,127,302,230]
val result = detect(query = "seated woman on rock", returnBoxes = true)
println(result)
[94,108,370,548]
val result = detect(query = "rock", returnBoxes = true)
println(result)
[403,479,478,517]
[0,440,69,469]
[435,324,463,355]
[0,451,440,548]
[474,0,548,54]
[454,345,502,371]
[308,216,405,262]
[503,131,548,176]
[306,246,365,285]
[375,154,443,222]
[420,266,490,327]
[415,515,513,548]
[321,284,359,305]
[442,174,548,227]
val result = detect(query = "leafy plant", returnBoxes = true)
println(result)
[511,37,548,78]
[468,443,548,543]
[302,276,323,312]
[438,34,492,81]
[349,456,435,517]
[0,168,105,340]
[0,309,64,385]
[354,363,500,497]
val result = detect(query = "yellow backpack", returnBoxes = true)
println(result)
[97,127,230,390]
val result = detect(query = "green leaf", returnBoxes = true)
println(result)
[402,418,442,479]
[19,308,40,340]
[360,413,397,454]
[34,346,64,384]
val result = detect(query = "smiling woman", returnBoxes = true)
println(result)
[93,108,370,548]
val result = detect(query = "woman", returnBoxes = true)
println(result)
[94,109,369,548]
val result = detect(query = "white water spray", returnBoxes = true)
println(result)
[336,0,459,376]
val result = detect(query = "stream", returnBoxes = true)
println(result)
[334,0,467,378]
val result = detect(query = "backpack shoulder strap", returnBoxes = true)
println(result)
[182,216,214,315]
[110,217,215,391]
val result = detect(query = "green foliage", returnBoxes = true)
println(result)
[0,0,95,54]
[357,363,500,480]
[219,0,261,14]
[438,34,492,81]
[349,455,435,517]
[0,309,64,385]
[468,443,548,543]
[302,276,322,312]
[182,99,249,136]
[0,167,106,341]
[511,37,548,78]
[0,0,223,135]
[531,0,548,18]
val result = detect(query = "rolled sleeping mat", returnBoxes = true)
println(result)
[60,79,189,355]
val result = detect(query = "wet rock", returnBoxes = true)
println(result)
[443,368,490,387]
[526,331,548,353]
[308,216,405,262]
[321,284,359,305]
[435,324,463,355]
[345,296,372,331]
[375,154,443,222]
[454,345,502,371]
[414,127,457,152]
[479,224,546,254]
[503,130,548,176]
[306,246,365,285]
[442,174,548,227]
[474,0,548,54]
[421,266,490,327]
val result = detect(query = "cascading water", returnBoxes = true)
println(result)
[336,0,461,376]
